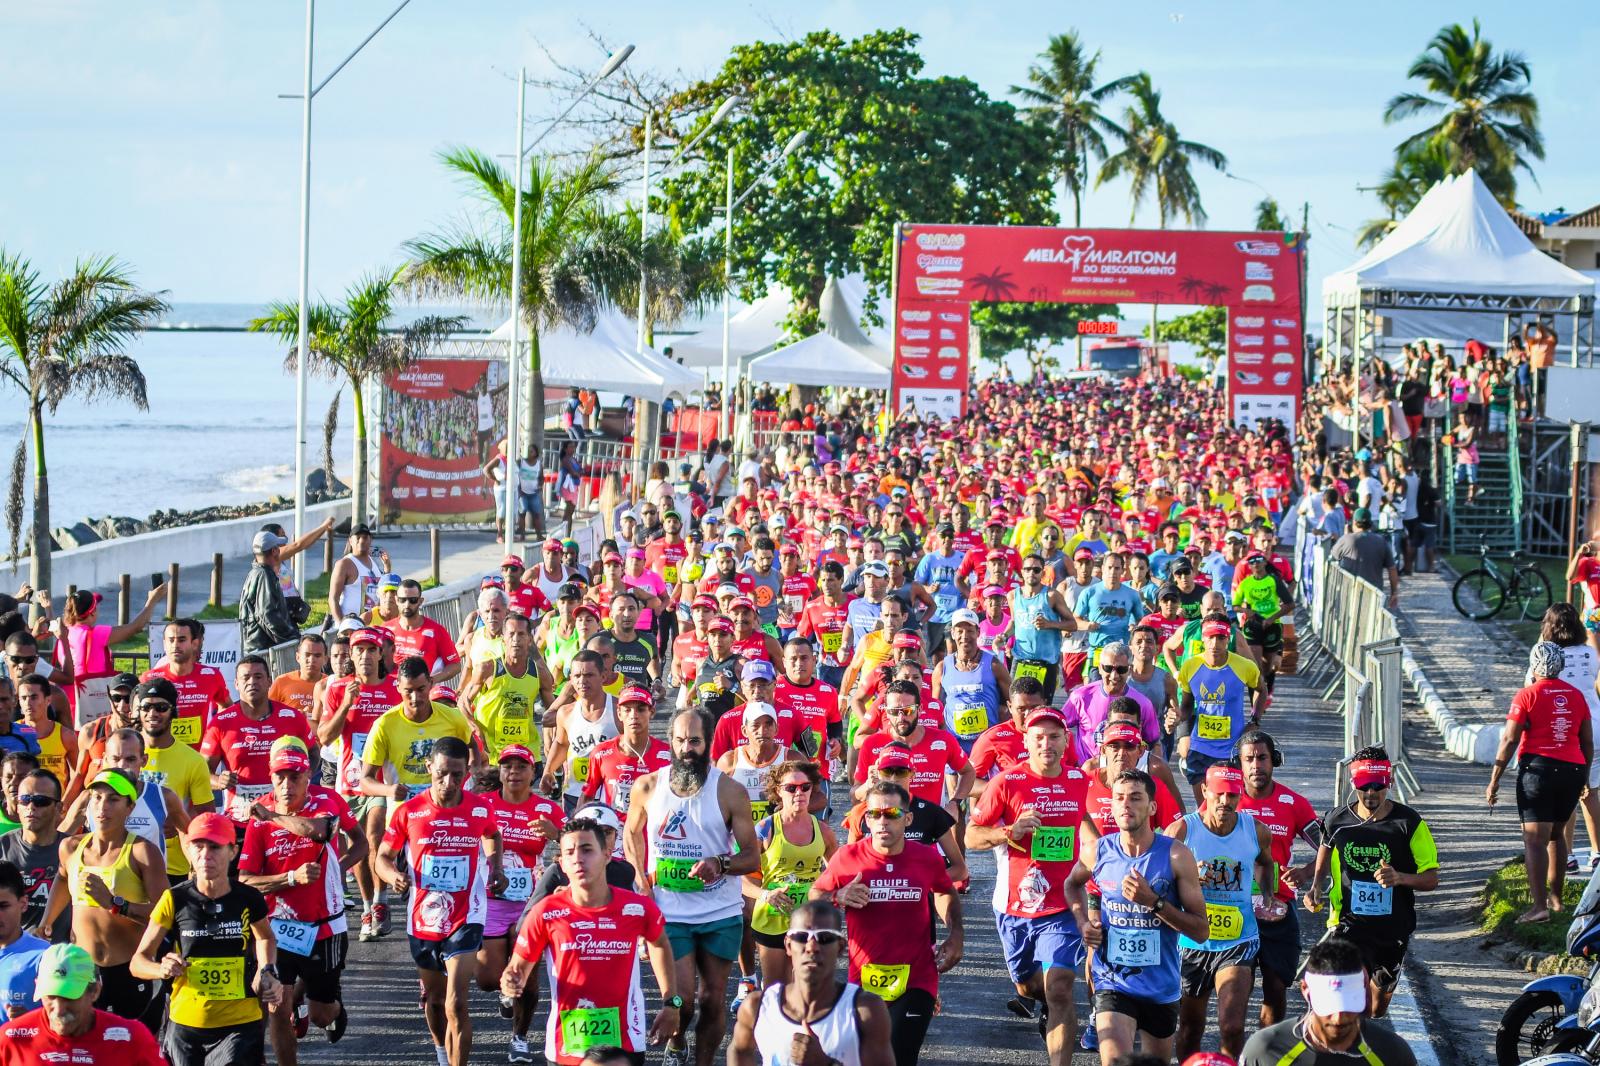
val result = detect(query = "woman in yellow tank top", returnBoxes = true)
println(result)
[747,759,838,987]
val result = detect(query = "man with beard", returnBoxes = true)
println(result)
[382,580,462,685]
[854,682,975,819]
[694,543,755,600]
[623,708,758,1066]
[729,900,895,1066]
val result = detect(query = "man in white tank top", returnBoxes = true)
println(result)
[329,524,388,625]
[729,899,895,1066]
[624,707,759,1066]
[540,651,618,816]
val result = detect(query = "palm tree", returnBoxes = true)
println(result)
[1011,31,1138,226]
[1096,74,1228,227]
[1383,19,1542,206]
[0,252,167,590]
[403,149,643,462]
[1356,141,1453,248]
[250,270,463,525]
[1253,197,1287,231]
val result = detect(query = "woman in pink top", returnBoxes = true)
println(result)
[53,586,164,722]
[977,585,1011,659]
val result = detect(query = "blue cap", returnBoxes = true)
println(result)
[741,660,776,682]
[378,573,403,590]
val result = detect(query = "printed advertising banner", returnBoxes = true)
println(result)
[892,224,1305,429]
[379,358,508,524]
[892,300,969,422]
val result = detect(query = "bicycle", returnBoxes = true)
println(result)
[1451,536,1554,623]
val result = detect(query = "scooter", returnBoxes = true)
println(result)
[1499,865,1600,1064]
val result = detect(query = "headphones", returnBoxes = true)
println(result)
[1235,728,1283,768]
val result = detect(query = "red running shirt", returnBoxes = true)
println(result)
[1237,781,1319,902]
[381,617,462,675]
[855,727,970,805]
[971,764,1090,917]
[141,662,231,747]
[1509,678,1591,764]
[0,1008,164,1066]
[582,736,672,812]
[200,701,314,823]
[514,888,666,1064]
[812,840,954,1000]
[381,791,500,940]
[491,791,566,901]
[239,785,359,935]
[325,677,401,796]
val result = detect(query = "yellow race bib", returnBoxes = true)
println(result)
[859,963,910,1002]
[1197,713,1230,741]
[189,956,245,1000]
[952,705,988,737]
[171,715,202,746]
[1206,902,1244,941]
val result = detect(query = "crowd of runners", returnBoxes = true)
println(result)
[0,374,1444,1066]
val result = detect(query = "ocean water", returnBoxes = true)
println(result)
[1,307,350,527]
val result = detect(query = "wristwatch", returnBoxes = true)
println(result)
[1151,897,1166,915]
[110,895,128,917]
[260,964,280,980]
[665,995,685,1010]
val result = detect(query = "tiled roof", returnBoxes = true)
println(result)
[1547,203,1600,228]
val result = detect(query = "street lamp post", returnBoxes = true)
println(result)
[286,0,413,589]
[503,47,632,548]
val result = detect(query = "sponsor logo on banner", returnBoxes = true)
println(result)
[1233,352,1264,365]
[1272,352,1296,364]
[915,254,963,273]
[901,328,929,340]
[1235,334,1263,346]
[900,309,930,322]
[901,346,930,359]
[915,276,963,296]
[1272,317,1298,328]
[1242,284,1275,302]
[916,232,966,251]
[1233,316,1264,328]
[1022,234,1178,275]
[939,329,955,340]
[1244,262,1274,281]
[901,364,929,380]
[937,346,961,359]
[939,311,963,323]
[1272,334,1291,346]
[1235,240,1281,256]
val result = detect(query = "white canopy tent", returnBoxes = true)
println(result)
[745,330,891,389]
[1322,171,1594,361]
[488,305,701,401]
[662,289,791,368]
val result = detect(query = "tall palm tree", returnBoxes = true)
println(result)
[0,252,167,590]
[403,149,636,462]
[1011,31,1138,226]
[1383,19,1542,206]
[1253,197,1287,231]
[1356,140,1453,248]
[1096,74,1228,227]
[249,269,464,524]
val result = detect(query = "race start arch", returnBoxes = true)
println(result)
[889,223,1306,429]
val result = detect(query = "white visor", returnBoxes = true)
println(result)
[1304,972,1367,1016]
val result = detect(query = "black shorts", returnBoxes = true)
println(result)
[410,923,484,972]
[1256,905,1301,985]
[1093,989,1179,1039]
[279,930,348,1005]
[1330,922,1408,993]
[751,927,787,950]
[95,959,155,1024]
[164,1020,266,1066]
[1241,617,1284,653]
[1518,756,1586,824]
[1179,940,1258,998]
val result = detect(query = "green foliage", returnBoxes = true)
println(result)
[1096,73,1227,227]
[1011,31,1138,226]
[1143,305,1226,359]
[1357,141,1453,248]
[658,29,1057,319]
[1253,197,1287,231]
[1481,858,1582,954]
[1383,18,1542,206]
[971,302,1108,367]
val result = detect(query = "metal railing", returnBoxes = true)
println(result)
[1294,515,1421,804]
[1507,405,1525,550]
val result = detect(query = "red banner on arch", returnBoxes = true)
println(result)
[891,224,1305,430]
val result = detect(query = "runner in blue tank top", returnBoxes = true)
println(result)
[1008,556,1077,704]
[1066,767,1208,1065]
[932,611,1011,754]
[1168,763,1278,1062]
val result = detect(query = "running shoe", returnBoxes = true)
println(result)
[1080,1023,1099,1051]
[359,909,379,942]
[1005,995,1036,1019]
[663,1043,691,1066]
[1569,855,1581,873]
[375,901,392,936]
[733,977,758,1009]
[1589,853,1600,872]
[294,1001,309,1039]
[327,1003,348,1044]
[507,1035,534,1064]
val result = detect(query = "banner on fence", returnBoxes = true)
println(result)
[379,359,507,524]
[147,620,243,679]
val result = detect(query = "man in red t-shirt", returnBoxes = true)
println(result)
[500,820,681,1065]
[854,681,974,810]
[584,687,672,815]
[772,638,843,777]
[1081,722,1184,836]
[1235,728,1320,1027]
[200,655,314,827]
[971,682,1050,798]
[0,944,165,1066]
[811,779,960,1062]
[376,735,505,1066]
[795,564,853,685]
[967,706,1090,1066]
[382,579,463,684]
[142,617,231,747]
[501,555,553,622]
[239,739,366,1055]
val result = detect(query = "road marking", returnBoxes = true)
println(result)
[1387,971,1440,1066]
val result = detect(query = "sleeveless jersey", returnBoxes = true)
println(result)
[564,701,618,799]
[643,766,743,923]
[474,659,543,761]
[1091,833,1182,1004]
[1177,811,1261,951]
[751,815,830,937]
[731,745,783,823]
[939,652,1000,748]
[1010,587,1063,663]
[753,983,862,1066]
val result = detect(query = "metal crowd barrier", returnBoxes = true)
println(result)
[1293,515,1421,804]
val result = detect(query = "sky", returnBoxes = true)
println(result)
[7,1,1599,318]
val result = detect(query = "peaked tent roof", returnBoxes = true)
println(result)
[1323,171,1595,302]
[489,306,701,401]
[745,330,892,389]
[660,289,792,368]
[821,275,893,366]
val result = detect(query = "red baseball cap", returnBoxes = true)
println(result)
[269,746,311,773]
[691,595,718,611]
[707,617,733,634]
[778,543,800,556]
[1101,722,1143,747]
[349,628,384,647]
[186,812,237,847]
[874,747,915,771]
[618,685,654,706]
[501,554,525,569]
[1350,758,1392,790]
[574,603,601,620]
[892,631,923,650]
[497,744,536,764]
[1201,620,1231,638]
[1204,764,1244,794]
[543,537,564,551]
[1025,707,1068,730]
[1073,548,1096,561]
[429,684,459,704]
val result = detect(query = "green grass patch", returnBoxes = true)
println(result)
[1481,858,1586,953]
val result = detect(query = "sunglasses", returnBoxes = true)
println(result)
[863,806,907,821]
[139,702,174,713]
[1021,566,1043,573]
[6,656,36,666]
[1099,664,1130,675]
[786,928,845,947]
[397,596,422,605]
[780,782,813,794]
[16,793,57,807]
[110,693,132,703]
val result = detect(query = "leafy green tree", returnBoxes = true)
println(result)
[1097,73,1227,227]
[1143,305,1226,360]
[403,150,645,460]
[0,252,167,589]
[971,302,1108,376]
[1011,31,1137,226]
[1253,197,1287,231]
[1384,19,1542,206]
[657,29,1057,328]
[250,270,464,524]
[1356,140,1453,248]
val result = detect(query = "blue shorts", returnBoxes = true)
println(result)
[997,910,1084,984]
[409,923,484,973]
[1181,749,1223,786]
